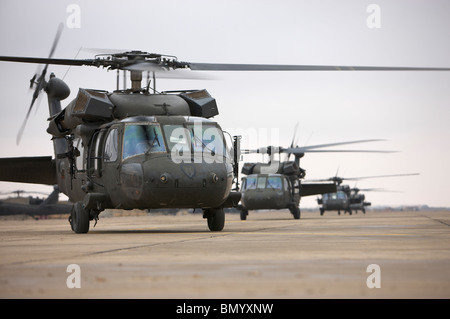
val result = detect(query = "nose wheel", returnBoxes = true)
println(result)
[204,208,225,231]
[289,206,301,219]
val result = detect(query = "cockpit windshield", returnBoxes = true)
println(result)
[323,191,347,200]
[266,176,282,190]
[187,123,227,158]
[123,124,165,160]
[122,122,228,162]
[243,176,282,190]
[336,191,347,199]
[163,123,228,162]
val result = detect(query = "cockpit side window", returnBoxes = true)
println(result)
[123,124,166,160]
[241,178,247,190]
[73,137,85,170]
[283,177,290,191]
[246,176,257,189]
[88,130,104,176]
[104,128,118,162]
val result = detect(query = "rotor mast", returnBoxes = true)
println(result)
[130,70,142,92]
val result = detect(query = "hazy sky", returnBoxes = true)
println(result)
[0,0,449,208]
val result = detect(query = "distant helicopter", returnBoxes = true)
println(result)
[237,140,394,220]
[0,24,448,233]
[313,173,419,215]
[0,185,71,218]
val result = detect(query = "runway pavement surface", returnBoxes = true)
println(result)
[0,209,449,298]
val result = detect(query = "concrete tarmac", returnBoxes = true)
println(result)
[0,209,449,298]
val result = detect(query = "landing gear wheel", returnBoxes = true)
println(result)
[206,208,225,231]
[240,209,248,220]
[320,208,324,216]
[69,202,90,233]
[290,206,301,219]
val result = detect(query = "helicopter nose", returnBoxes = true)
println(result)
[242,190,284,210]
[120,163,144,200]
[145,161,231,207]
[148,162,223,188]
[119,158,232,208]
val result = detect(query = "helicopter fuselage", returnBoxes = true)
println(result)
[240,173,295,211]
[37,75,240,232]
[238,173,301,220]
[240,173,298,210]
[319,185,369,215]
[60,115,234,211]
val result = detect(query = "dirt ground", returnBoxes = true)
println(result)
[0,209,449,299]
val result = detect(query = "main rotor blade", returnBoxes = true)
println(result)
[3,56,449,72]
[284,139,387,153]
[188,62,450,72]
[355,188,403,193]
[292,149,396,153]
[242,139,394,155]
[0,56,96,67]
[342,173,420,180]
[242,148,395,155]
[307,173,419,184]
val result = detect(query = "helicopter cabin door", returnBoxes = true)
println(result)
[59,135,88,203]
[86,129,108,195]
[71,135,87,202]
[101,126,122,204]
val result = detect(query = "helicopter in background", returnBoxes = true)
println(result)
[0,185,72,218]
[237,140,394,220]
[313,173,419,215]
[0,24,448,233]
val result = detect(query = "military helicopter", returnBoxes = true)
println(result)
[0,26,243,233]
[237,140,395,220]
[0,185,72,218]
[0,25,448,233]
[314,173,419,215]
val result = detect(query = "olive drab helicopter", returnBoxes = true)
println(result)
[313,173,419,215]
[0,185,72,218]
[237,139,395,220]
[0,25,448,233]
